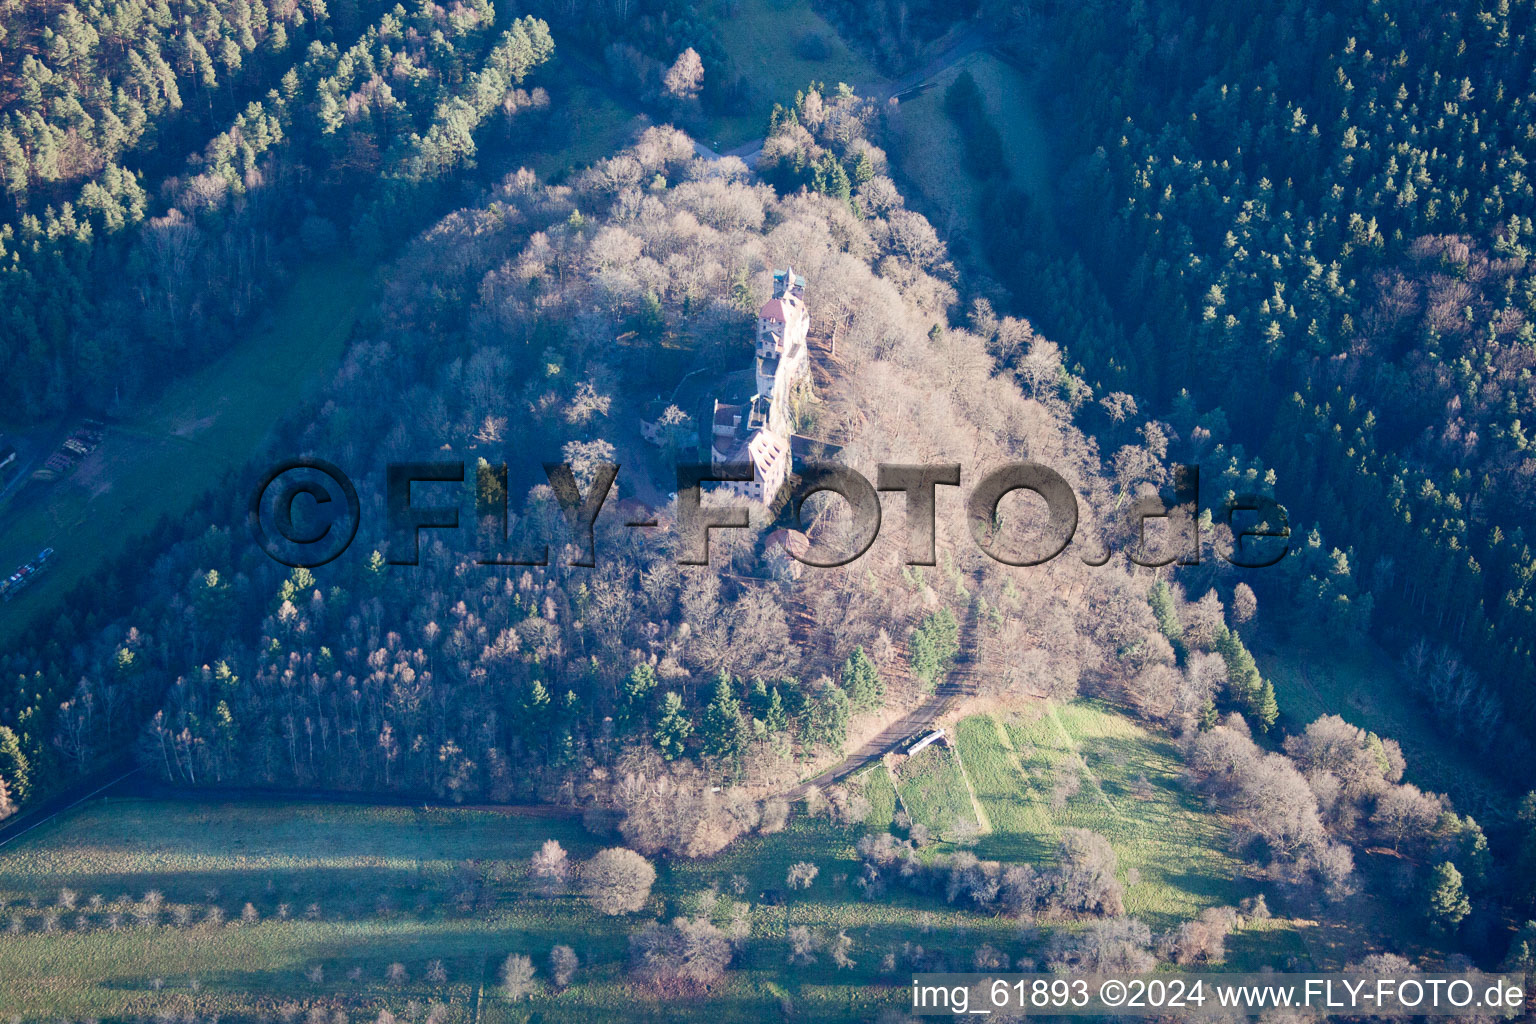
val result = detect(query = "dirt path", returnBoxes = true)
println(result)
[878,25,989,102]
[949,739,993,834]
[471,956,488,1024]
[784,598,982,799]
[784,690,952,800]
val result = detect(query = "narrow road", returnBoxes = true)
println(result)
[0,763,141,851]
[784,598,983,799]
[783,688,953,800]
[875,25,990,103]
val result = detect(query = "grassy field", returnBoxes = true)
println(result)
[0,801,586,1019]
[1258,640,1510,823]
[0,698,1327,1022]
[0,258,372,647]
[897,700,1311,969]
[893,743,983,842]
[956,702,1250,927]
[0,708,1318,1018]
[524,55,647,182]
[854,765,897,832]
[0,798,1030,1022]
[891,51,1051,231]
[706,0,883,146]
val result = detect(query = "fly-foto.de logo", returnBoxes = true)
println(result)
[250,459,1290,571]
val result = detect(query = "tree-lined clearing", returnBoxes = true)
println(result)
[961,702,1253,928]
[706,0,882,145]
[1259,643,1508,822]
[524,56,649,181]
[0,259,370,646]
[890,51,1051,231]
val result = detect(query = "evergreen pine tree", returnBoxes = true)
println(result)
[1453,816,1491,887]
[1255,680,1279,732]
[1147,581,1188,660]
[764,687,789,735]
[701,673,747,762]
[909,609,958,692]
[1515,792,1536,908]
[0,727,31,804]
[1503,920,1536,972]
[801,682,850,754]
[523,680,552,742]
[1215,626,1266,716]
[653,692,692,761]
[748,678,771,721]
[1426,861,1470,933]
[618,663,658,733]
[842,646,883,713]
[1197,699,1219,731]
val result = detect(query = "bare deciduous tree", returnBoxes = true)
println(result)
[529,839,571,896]
[786,862,819,890]
[663,48,704,101]
[580,847,656,915]
[630,917,732,993]
[787,925,821,965]
[501,953,536,1000]
[549,944,578,989]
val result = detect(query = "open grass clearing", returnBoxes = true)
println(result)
[523,55,647,182]
[890,50,1051,233]
[1257,638,1510,823]
[705,0,884,147]
[852,764,897,832]
[0,258,371,646]
[969,701,1250,928]
[939,700,1311,969]
[893,742,983,842]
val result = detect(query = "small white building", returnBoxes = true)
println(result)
[908,729,946,755]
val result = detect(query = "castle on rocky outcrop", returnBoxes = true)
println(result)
[709,267,810,504]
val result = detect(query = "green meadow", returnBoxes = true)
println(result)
[0,701,1309,1023]
[706,0,883,146]
[0,259,371,647]
[890,51,1052,231]
[899,701,1311,967]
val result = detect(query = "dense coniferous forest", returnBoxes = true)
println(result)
[0,0,552,415]
[969,0,1536,779]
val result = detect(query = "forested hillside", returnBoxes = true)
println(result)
[0,0,552,416]
[4,0,1536,1007]
[976,0,1536,780]
[3,95,1509,965]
